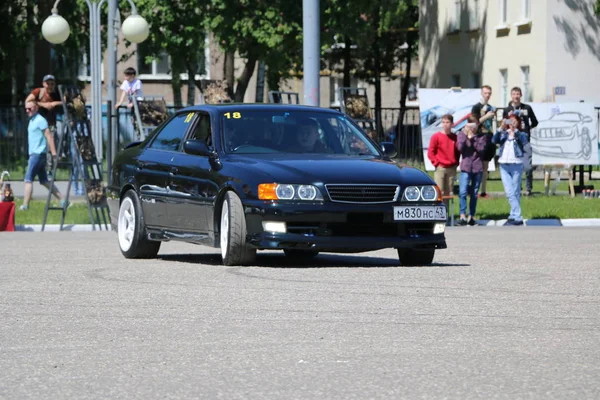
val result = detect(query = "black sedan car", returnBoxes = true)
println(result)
[107,104,447,266]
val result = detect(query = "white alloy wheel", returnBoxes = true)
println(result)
[220,198,230,259]
[118,197,136,252]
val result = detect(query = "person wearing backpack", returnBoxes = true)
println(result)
[471,85,496,198]
[25,75,64,177]
[492,114,530,226]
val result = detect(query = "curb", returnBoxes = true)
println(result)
[14,224,112,232]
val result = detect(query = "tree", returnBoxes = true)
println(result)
[325,0,418,136]
[134,0,208,106]
[205,0,303,102]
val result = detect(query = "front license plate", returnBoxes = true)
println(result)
[394,206,447,221]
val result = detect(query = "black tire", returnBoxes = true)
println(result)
[283,249,319,261]
[398,248,435,266]
[581,130,592,159]
[220,191,256,266]
[117,190,161,259]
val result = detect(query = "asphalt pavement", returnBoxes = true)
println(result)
[0,229,599,399]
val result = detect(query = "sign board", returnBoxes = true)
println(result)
[529,102,598,165]
[554,87,566,96]
[419,88,495,171]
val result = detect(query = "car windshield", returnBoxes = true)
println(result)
[221,110,381,156]
[550,113,580,122]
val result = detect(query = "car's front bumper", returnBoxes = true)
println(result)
[243,200,447,252]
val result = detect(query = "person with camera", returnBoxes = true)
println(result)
[502,87,538,196]
[456,116,489,226]
[471,85,496,198]
[492,114,530,226]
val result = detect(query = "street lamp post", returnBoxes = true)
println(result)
[302,0,320,107]
[42,0,149,162]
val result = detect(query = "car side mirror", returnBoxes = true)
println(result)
[183,139,215,157]
[380,142,397,158]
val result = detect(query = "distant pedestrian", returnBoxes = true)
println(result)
[456,116,489,226]
[427,114,459,209]
[25,74,64,176]
[115,67,143,137]
[502,87,538,196]
[492,114,529,226]
[471,85,496,198]
[115,67,143,109]
[20,101,67,211]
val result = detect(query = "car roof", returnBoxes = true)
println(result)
[175,103,343,116]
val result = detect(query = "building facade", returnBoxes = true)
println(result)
[420,0,600,106]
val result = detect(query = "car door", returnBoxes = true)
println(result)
[138,112,194,228]
[167,112,219,235]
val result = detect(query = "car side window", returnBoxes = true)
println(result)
[149,113,193,152]
[189,113,213,148]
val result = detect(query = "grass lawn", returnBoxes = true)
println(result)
[13,198,100,225]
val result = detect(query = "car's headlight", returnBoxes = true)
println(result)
[258,183,323,201]
[420,185,438,201]
[404,186,420,201]
[402,185,441,202]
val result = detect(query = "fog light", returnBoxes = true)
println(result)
[262,221,287,233]
[433,223,445,234]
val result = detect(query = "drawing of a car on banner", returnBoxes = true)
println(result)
[530,112,596,160]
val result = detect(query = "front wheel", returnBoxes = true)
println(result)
[397,248,435,266]
[117,190,160,259]
[581,130,592,159]
[220,191,256,266]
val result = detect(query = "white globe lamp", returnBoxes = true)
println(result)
[121,14,149,43]
[41,12,71,44]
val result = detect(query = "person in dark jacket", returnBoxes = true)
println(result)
[502,86,538,196]
[456,117,489,226]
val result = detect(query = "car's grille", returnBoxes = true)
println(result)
[533,128,571,139]
[325,184,399,203]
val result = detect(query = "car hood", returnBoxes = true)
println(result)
[227,154,432,185]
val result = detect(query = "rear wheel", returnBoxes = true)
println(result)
[118,190,160,258]
[220,191,256,266]
[398,248,435,266]
[283,249,319,261]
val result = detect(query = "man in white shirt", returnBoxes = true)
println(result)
[115,67,143,109]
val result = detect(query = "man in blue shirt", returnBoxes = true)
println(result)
[20,101,66,211]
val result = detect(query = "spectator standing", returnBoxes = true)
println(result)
[427,114,459,208]
[115,67,143,137]
[115,67,143,109]
[471,85,496,198]
[456,117,489,226]
[492,114,529,226]
[502,86,538,196]
[25,74,63,176]
[20,101,66,211]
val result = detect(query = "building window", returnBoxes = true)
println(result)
[522,0,531,19]
[499,0,508,25]
[469,0,480,30]
[450,0,461,32]
[500,69,508,105]
[451,74,461,87]
[471,72,481,88]
[138,45,171,77]
[521,66,530,101]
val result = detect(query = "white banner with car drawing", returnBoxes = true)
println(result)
[419,89,599,169]
[529,103,598,165]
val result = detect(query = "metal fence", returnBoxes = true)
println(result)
[0,105,426,174]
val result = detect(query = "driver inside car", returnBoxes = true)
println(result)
[294,118,329,153]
